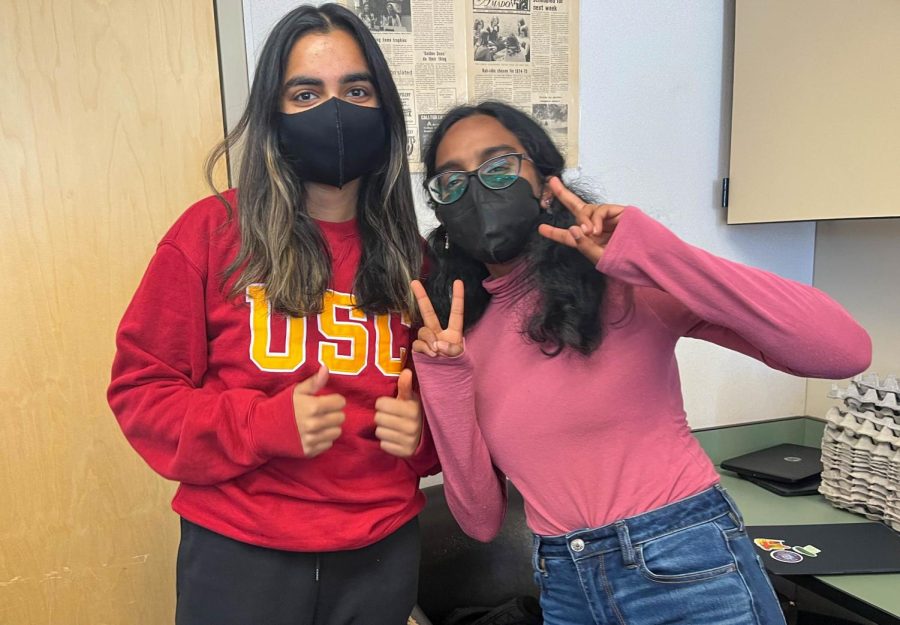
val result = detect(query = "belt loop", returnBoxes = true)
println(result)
[717,485,745,531]
[615,521,637,568]
[531,535,546,574]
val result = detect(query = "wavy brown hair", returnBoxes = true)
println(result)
[205,3,421,317]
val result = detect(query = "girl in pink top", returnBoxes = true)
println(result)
[410,101,870,625]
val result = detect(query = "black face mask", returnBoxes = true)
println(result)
[436,177,542,264]
[277,99,388,188]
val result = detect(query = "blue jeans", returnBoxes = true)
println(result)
[532,485,786,624]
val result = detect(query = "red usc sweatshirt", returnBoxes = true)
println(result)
[108,190,438,551]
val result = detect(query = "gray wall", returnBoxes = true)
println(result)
[806,218,900,418]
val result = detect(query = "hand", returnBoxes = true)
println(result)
[410,279,464,358]
[537,176,627,264]
[374,369,423,458]
[292,367,346,458]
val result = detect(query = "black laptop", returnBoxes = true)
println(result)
[743,473,821,497]
[721,443,823,484]
[747,523,900,575]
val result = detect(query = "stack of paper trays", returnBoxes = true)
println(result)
[822,373,900,531]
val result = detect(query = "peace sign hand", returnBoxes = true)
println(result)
[537,176,627,265]
[411,279,465,358]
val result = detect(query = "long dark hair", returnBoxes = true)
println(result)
[422,101,616,356]
[205,3,421,318]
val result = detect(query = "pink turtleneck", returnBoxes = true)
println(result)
[413,207,871,540]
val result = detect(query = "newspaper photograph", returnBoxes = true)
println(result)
[468,0,579,164]
[353,1,412,32]
[473,14,530,62]
[532,102,568,145]
[301,0,578,169]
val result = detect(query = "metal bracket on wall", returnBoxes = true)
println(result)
[213,0,250,186]
[722,177,730,209]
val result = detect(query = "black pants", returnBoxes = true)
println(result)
[175,517,420,625]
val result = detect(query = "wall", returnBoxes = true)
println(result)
[236,0,818,428]
[805,219,900,418]
[0,2,225,623]
[575,0,817,427]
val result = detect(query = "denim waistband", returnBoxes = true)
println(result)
[535,484,742,561]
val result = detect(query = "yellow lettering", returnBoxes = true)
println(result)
[318,291,369,375]
[246,285,306,372]
[375,311,410,376]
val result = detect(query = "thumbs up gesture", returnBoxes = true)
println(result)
[374,369,423,458]
[292,366,346,458]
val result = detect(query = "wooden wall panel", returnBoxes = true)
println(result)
[0,1,225,623]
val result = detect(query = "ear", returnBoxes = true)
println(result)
[539,185,553,210]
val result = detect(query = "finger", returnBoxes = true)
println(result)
[306,426,343,444]
[301,425,342,456]
[547,176,588,220]
[567,226,604,264]
[374,416,418,440]
[412,338,437,357]
[294,366,329,396]
[303,411,346,433]
[587,203,622,235]
[537,223,577,248]
[447,280,465,336]
[303,436,338,458]
[603,204,627,230]
[379,440,414,458]
[411,280,442,332]
[396,369,414,401]
[375,430,418,454]
[374,401,418,424]
[417,326,439,351]
[435,340,464,358]
[312,393,347,414]
[590,205,605,236]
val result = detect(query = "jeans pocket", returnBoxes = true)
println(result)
[531,541,547,593]
[635,519,738,584]
[532,568,546,594]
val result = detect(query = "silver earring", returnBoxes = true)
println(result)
[444,231,450,250]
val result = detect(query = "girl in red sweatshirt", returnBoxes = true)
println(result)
[108,5,436,624]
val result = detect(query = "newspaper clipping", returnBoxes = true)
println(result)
[469,0,578,164]
[327,0,578,169]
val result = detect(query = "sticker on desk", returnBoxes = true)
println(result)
[754,538,788,551]
[771,549,804,564]
[792,544,821,558]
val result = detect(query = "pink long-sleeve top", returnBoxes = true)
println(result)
[413,207,871,541]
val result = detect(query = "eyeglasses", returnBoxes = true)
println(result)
[426,152,533,205]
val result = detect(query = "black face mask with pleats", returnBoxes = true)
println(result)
[436,177,542,265]
[277,99,388,188]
